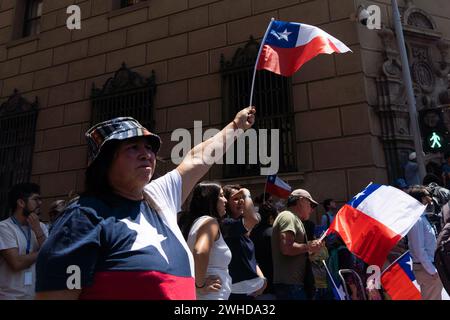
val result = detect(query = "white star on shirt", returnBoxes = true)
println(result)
[277,29,292,41]
[406,256,413,271]
[120,213,169,264]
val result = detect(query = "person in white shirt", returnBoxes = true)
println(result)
[0,183,48,299]
[407,185,444,300]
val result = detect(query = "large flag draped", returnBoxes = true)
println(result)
[256,20,352,77]
[381,251,421,300]
[327,184,425,267]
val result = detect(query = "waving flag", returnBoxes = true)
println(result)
[266,175,292,199]
[327,184,425,267]
[256,20,351,76]
[322,260,348,300]
[381,251,421,300]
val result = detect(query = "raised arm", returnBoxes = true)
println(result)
[177,107,256,203]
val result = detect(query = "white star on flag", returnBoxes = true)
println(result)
[121,213,169,264]
[277,29,292,41]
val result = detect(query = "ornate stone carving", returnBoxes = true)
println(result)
[375,2,449,183]
[220,36,259,72]
[91,62,155,97]
[0,89,38,117]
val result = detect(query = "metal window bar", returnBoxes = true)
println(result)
[0,110,38,220]
[338,269,368,300]
[23,0,42,37]
[222,67,297,178]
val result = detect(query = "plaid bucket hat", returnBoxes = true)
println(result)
[85,117,161,166]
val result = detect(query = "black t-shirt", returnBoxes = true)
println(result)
[221,217,259,283]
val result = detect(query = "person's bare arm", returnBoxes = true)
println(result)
[177,107,256,203]
[192,219,219,287]
[0,248,38,272]
[35,289,81,300]
[279,232,323,256]
[27,213,47,248]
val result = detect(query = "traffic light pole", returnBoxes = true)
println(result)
[391,0,427,182]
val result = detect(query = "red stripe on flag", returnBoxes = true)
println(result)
[381,264,421,300]
[329,204,401,267]
[79,271,196,300]
[257,36,342,76]
[266,182,291,199]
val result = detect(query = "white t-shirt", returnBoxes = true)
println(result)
[187,216,232,300]
[0,217,48,300]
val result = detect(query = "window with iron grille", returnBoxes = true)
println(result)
[120,0,147,8]
[0,90,39,220]
[221,37,297,178]
[23,0,42,37]
[91,63,157,133]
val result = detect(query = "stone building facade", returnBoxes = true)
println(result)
[0,0,449,221]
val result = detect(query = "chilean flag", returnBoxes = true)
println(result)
[381,251,421,300]
[266,175,292,199]
[256,20,352,76]
[327,184,425,267]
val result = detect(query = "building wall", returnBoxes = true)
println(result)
[0,0,448,220]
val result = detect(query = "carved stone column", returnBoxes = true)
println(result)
[376,0,450,182]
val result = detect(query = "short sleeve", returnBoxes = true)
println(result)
[221,217,247,238]
[144,169,182,218]
[35,207,102,292]
[276,212,297,236]
[0,222,18,251]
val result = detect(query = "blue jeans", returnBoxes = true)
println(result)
[274,284,307,300]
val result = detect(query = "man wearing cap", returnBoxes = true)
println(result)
[35,106,255,300]
[271,189,323,300]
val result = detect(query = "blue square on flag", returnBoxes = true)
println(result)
[265,21,300,48]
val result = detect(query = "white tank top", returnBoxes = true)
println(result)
[187,216,232,300]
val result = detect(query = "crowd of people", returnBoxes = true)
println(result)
[1,108,449,300]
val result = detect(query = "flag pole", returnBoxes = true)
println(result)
[263,176,268,203]
[249,17,275,107]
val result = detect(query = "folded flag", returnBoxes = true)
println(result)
[256,20,352,77]
[326,183,425,267]
[322,260,348,300]
[266,175,292,199]
[381,251,421,300]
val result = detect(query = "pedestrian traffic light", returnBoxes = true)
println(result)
[419,108,449,153]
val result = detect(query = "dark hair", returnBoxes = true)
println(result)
[258,202,278,225]
[8,183,40,213]
[407,185,430,202]
[423,173,443,186]
[254,192,272,205]
[223,184,242,215]
[84,140,121,197]
[181,182,222,239]
[323,198,334,211]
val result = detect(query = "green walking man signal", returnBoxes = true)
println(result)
[428,131,444,150]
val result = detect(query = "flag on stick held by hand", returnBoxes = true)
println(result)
[381,251,421,300]
[326,184,425,267]
[256,20,352,77]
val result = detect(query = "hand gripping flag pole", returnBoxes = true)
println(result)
[249,18,275,107]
